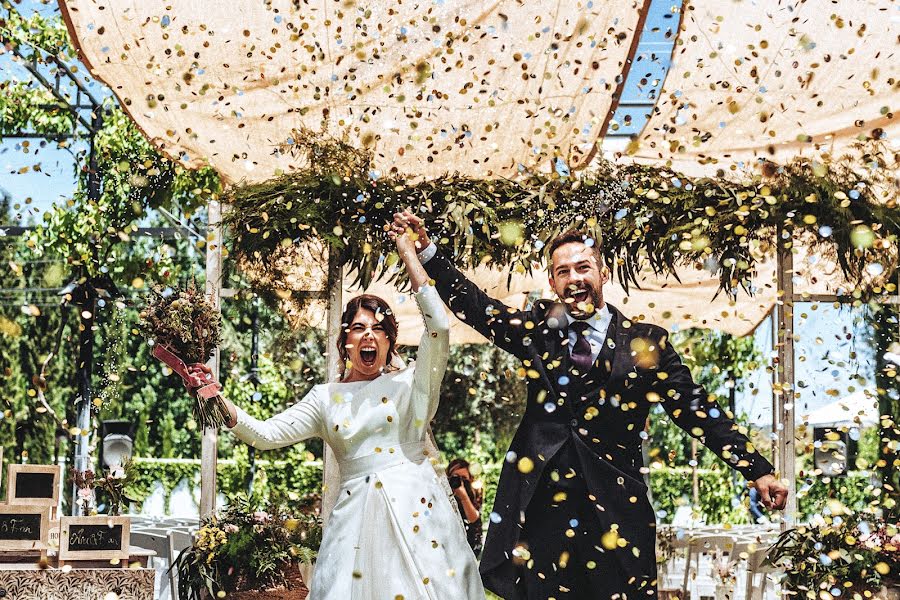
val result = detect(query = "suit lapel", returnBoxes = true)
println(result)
[607,304,633,386]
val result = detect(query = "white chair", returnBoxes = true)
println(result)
[681,534,754,599]
[168,530,195,600]
[744,546,777,600]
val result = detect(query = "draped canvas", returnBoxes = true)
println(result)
[633,0,899,171]
[270,241,847,343]
[59,0,644,183]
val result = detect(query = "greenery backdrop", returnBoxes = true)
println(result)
[0,4,895,523]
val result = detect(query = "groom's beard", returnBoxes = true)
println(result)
[564,285,602,318]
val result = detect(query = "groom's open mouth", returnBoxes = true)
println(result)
[567,288,591,305]
[359,347,378,366]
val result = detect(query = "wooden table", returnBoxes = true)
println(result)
[0,547,156,600]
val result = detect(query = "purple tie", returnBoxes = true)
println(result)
[570,321,593,372]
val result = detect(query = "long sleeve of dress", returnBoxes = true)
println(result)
[412,284,450,422]
[228,387,323,451]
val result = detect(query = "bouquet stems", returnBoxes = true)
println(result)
[194,392,231,430]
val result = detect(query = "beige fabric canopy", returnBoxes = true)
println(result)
[59,0,644,183]
[632,0,899,172]
[267,240,847,344]
[58,0,897,340]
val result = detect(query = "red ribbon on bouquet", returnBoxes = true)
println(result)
[151,344,222,399]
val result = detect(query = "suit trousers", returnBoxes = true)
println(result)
[514,442,637,600]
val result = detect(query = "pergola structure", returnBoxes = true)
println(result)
[57,0,899,524]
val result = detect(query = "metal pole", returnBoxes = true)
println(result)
[200,198,223,518]
[322,247,343,523]
[774,230,797,524]
[71,109,103,516]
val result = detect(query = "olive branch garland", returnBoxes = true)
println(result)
[223,132,898,313]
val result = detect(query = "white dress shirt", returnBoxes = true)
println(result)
[565,305,612,365]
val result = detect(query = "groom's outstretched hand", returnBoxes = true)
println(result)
[392,209,431,251]
[753,473,789,510]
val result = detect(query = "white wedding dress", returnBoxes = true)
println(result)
[228,285,486,600]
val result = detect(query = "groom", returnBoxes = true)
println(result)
[394,211,788,599]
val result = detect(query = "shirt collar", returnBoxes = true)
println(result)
[564,303,610,331]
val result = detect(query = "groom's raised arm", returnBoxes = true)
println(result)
[418,244,531,360]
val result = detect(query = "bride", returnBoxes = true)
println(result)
[185,227,486,599]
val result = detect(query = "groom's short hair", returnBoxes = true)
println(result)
[546,229,602,269]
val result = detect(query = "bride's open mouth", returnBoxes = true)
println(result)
[359,347,378,366]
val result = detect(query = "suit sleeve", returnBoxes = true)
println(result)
[228,387,323,451]
[654,332,775,481]
[422,248,530,360]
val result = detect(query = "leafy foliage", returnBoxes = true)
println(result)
[646,328,764,470]
[765,510,899,594]
[225,132,899,311]
[172,494,321,599]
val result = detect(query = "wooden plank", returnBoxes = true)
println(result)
[200,198,223,519]
[321,248,343,524]
[774,233,798,524]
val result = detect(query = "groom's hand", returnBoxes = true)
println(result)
[393,209,431,251]
[753,473,789,510]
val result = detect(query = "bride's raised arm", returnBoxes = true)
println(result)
[390,220,450,419]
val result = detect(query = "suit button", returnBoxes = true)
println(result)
[570,419,578,427]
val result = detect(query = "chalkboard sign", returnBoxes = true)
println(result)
[59,516,130,562]
[7,464,61,508]
[0,504,49,551]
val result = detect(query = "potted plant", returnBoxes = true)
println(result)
[172,495,321,600]
[765,508,899,599]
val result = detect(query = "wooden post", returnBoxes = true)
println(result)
[322,248,343,523]
[774,231,797,524]
[200,198,223,519]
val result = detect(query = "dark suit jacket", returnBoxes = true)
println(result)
[424,248,774,599]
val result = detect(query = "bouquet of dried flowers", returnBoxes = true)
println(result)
[71,468,97,514]
[138,282,230,429]
[71,460,137,516]
[95,458,136,516]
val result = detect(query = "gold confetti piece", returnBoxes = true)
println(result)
[601,530,620,550]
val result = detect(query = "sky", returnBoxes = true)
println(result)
[0,0,881,427]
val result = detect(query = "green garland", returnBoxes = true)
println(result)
[224,132,898,300]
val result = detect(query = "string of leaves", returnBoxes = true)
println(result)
[224,131,899,302]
